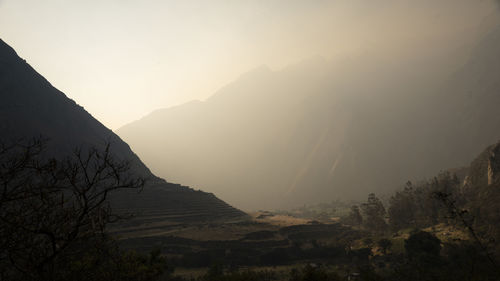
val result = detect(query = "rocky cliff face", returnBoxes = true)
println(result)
[458,140,500,244]
[462,140,500,190]
[487,142,500,186]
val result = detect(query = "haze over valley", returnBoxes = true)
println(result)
[2,1,500,280]
[117,11,500,209]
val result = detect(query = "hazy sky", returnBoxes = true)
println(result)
[0,0,497,129]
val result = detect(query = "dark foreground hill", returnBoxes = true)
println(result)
[0,38,247,224]
[118,23,500,210]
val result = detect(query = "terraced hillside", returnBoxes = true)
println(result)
[0,38,248,225]
[118,221,363,268]
[111,182,249,238]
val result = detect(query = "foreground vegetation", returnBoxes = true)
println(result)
[2,140,500,280]
[129,143,500,281]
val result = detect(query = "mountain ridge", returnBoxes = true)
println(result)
[0,38,248,226]
[117,23,500,210]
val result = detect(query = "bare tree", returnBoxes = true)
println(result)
[0,138,144,281]
[433,191,499,275]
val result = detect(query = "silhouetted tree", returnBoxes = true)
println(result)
[0,139,145,281]
[346,205,363,226]
[398,230,444,281]
[388,173,462,231]
[388,181,416,231]
[361,193,387,233]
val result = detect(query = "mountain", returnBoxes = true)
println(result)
[0,38,248,230]
[117,23,500,210]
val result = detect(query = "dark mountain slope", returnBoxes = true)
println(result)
[0,38,152,176]
[0,38,247,225]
